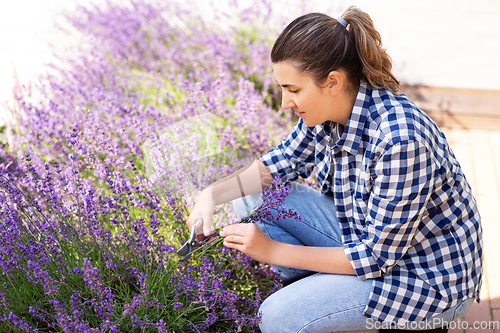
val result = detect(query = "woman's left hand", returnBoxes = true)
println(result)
[220,223,276,263]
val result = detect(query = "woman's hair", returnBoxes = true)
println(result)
[271,7,401,94]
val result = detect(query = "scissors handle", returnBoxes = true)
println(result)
[176,219,203,258]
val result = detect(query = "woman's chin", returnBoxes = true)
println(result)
[302,118,318,127]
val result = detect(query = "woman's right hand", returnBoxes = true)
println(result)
[186,188,216,237]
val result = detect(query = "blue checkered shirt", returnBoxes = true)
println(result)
[259,81,483,324]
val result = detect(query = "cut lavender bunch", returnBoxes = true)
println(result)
[191,176,303,260]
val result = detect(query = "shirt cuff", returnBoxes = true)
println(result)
[344,242,383,280]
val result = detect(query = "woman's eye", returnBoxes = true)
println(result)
[289,89,298,94]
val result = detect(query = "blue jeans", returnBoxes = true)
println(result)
[232,183,474,333]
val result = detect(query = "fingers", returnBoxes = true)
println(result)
[222,235,245,246]
[186,215,201,230]
[220,223,250,237]
[220,223,273,263]
[201,214,213,237]
[220,225,244,248]
[221,229,246,250]
[223,240,244,252]
[187,190,216,236]
[186,215,194,230]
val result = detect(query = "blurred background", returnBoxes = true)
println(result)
[1,0,500,127]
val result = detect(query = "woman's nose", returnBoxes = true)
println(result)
[281,92,296,110]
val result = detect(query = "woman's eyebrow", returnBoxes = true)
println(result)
[275,79,296,88]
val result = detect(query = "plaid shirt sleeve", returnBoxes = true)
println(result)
[344,138,438,280]
[258,118,316,183]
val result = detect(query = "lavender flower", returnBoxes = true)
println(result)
[0,0,321,331]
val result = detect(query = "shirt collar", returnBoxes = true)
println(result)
[333,81,372,155]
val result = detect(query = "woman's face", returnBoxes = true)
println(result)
[273,62,351,127]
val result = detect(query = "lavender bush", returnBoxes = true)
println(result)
[0,153,280,332]
[0,0,319,331]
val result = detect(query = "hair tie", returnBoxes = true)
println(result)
[337,17,348,28]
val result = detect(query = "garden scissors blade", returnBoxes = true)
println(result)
[176,219,206,262]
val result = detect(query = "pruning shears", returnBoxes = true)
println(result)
[176,219,217,262]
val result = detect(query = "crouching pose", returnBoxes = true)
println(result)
[186,6,482,333]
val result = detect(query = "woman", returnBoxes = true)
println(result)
[186,6,483,332]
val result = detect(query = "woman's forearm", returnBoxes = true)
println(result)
[206,159,272,205]
[269,241,356,275]
[221,223,356,275]
[187,159,272,234]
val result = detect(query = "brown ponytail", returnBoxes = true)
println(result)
[341,7,401,93]
[271,6,401,94]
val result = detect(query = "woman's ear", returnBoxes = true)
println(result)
[326,71,343,95]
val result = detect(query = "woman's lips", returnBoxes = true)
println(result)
[294,109,305,117]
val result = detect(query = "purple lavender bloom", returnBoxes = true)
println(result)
[0,0,325,331]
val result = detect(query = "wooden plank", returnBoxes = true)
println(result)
[402,85,500,130]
